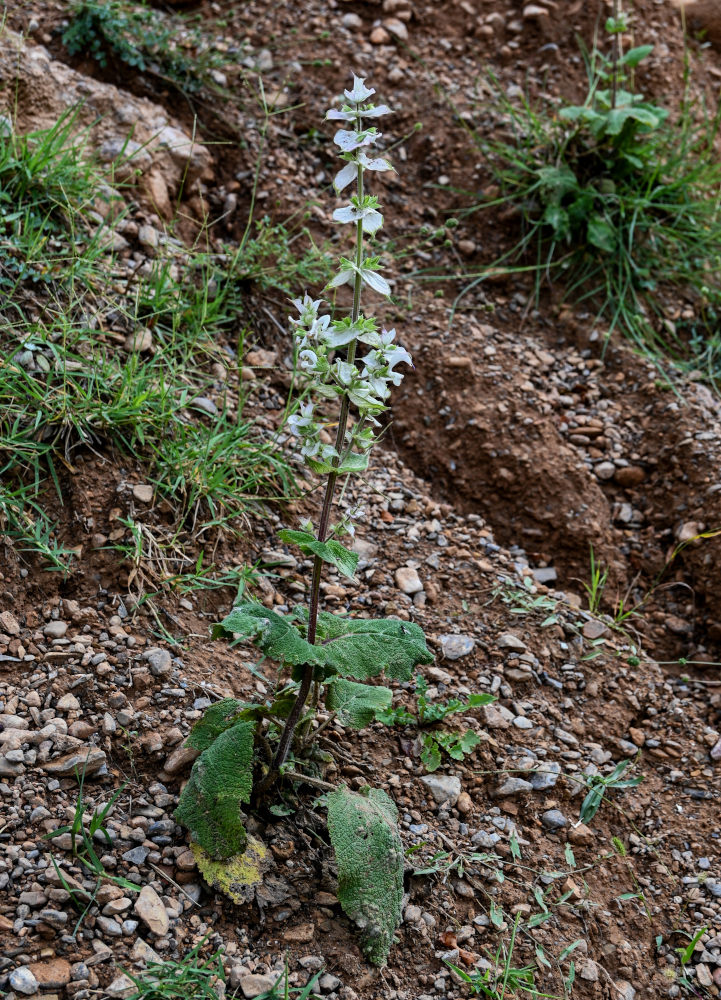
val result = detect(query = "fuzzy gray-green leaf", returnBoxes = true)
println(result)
[174,722,254,860]
[278,529,359,579]
[326,678,392,729]
[213,603,317,666]
[185,698,252,751]
[327,785,404,966]
[315,613,432,680]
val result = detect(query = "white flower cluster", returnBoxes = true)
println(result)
[288,295,412,463]
[286,76,413,487]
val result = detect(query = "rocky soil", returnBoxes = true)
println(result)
[1,0,721,999]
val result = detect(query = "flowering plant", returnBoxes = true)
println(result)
[174,78,431,968]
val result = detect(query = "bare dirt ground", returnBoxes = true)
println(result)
[1,1,721,999]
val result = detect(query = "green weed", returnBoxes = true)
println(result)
[579,758,643,823]
[44,763,140,935]
[583,546,608,614]
[466,27,721,378]
[378,674,494,771]
[62,0,240,94]
[123,938,226,999]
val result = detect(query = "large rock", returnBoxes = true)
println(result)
[420,774,461,806]
[0,29,212,218]
[134,885,170,936]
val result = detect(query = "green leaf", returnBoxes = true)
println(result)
[564,842,576,868]
[619,44,653,68]
[215,604,432,681]
[542,203,569,238]
[326,678,392,729]
[466,693,496,708]
[185,698,251,751]
[315,612,433,681]
[213,603,316,666]
[278,528,359,580]
[459,730,481,754]
[174,722,254,860]
[489,900,504,928]
[587,215,616,253]
[327,786,404,967]
[420,735,442,772]
[579,785,604,824]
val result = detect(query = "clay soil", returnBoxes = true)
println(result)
[2,1,721,999]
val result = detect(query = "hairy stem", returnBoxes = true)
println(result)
[271,155,365,776]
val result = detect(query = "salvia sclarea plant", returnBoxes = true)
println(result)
[174,77,432,967]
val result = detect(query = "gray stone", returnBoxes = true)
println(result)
[145,647,172,677]
[122,846,150,865]
[404,904,422,923]
[439,634,475,660]
[578,960,599,982]
[528,761,561,790]
[134,885,169,936]
[420,774,461,806]
[532,566,557,584]
[44,620,68,638]
[471,830,500,848]
[595,461,616,480]
[9,966,39,995]
[240,974,280,998]
[106,973,135,997]
[138,224,159,249]
[482,703,514,729]
[513,716,534,729]
[319,973,341,991]
[613,982,636,1000]
[96,915,123,936]
[395,566,423,595]
[42,747,106,777]
[495,777,533,797]
[541,809,567,831]
[496,632,526,651]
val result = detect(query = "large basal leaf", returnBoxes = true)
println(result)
[327,785,404,967]
[174,721,254,860]
[315,612,432,681]
[278,528,359,580]
[185,698,253,752]
[214,603,432,682]
[326,678,392,729]
[213,603,317,666]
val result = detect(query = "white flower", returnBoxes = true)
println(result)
[324,322,362,348]
[334,160,357,193]
[344,76,375,103]
[299,349,319,371]
[361,267,390,296]
[357,148,393,172]
[334,129,380,153]
[360,104,391,118]
[288,401,315,436]
[384,344,413,372]
[332,203,383,235]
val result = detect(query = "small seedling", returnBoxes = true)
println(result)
[378,674,494,771]
[583,545,608,615]
[447,915,562,999]
[579,758,643,824]
[44,764,140,934]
